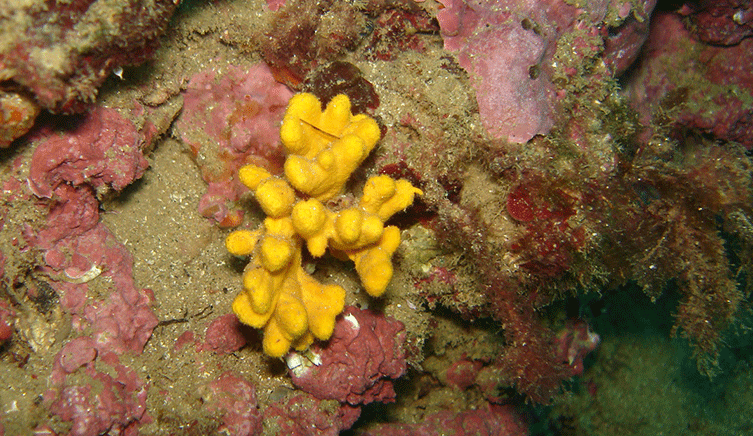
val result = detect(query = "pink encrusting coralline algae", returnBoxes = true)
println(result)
[288,307,407,405]
[435,0,657,143]
[361,403,528,436]
[436,0,556,143]
[175,63,293,227]
[18,105,160,435]
[625,10,753,148]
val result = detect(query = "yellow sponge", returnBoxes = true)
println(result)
[281,93,380,201]
[227,93,421,357]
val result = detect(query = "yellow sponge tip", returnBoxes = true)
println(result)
[335,209,363,245]
[233,291,271,329]
[357,249,394,297]
[260,236,295,273]
[239,165,272,190]
[255,178,295,218]
[263,319,293,358]
[225,229,259,256]
[292,199,328,238]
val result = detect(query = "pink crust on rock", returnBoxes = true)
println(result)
[28,107,148,199]
[57,337,98,374]
[205,372,263,436]
[0,300,14,343]
[434,0,657,144]
[36,184,100,252]
[24,103,158,434]
[626,12,753,148]
[360,403,528,436]
[289,306,407,405]
[436,0,554,143]
[263,393,361,435]
[24,103,157,353]
[175,63,293,226]
[679,0,753,46]
[266,0,286,11]
[446,358,484,390]
[48,352,150,436]
[34,212,159,354]
[174,330,196,352]
[602,1,658,74]
[200,313,248,354]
